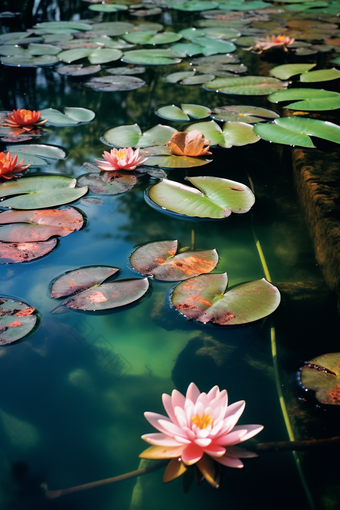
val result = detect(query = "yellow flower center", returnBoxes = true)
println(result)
[116,150,127,160]
[274,36,285,43]
[191,413,213,429]
[21,109,34,121]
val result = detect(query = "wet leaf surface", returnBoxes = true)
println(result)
[84,75,146,91]
[78,170,138,195]
[103,123,177,148]
[57,64,101,76]
[300,353,340,405]
[50,266,120,298]
[171,274,280,325]
[0,239,57,263]
[205,75,288,95]
[130,240,218,280]
[0,297,37,345]
[211,105,279,123]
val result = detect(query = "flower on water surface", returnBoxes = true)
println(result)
[167,130,211,157]
[4,109,48,131]
[140,382,263,486]
[95,147,148,171]
[251,35,295,53]
[0,151,30,180]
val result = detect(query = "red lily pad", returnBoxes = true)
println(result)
[0,207,84,242]
[0,297,37,345]
[0,239,57,264]
[78,170,138,195]
[171,274,280,325]
[130,240,219,281]
[300,353,340,405]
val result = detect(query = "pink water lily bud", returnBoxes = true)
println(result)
[95,147,148,171]
[0,151,30,180]
[167,130,211,157]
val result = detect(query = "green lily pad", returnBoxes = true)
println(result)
[269,63,316,79]
[77,170,138,195]
[3,153,48,167]
[268,88,340,104]
[144,155,212,168]
[254,117,340,148]
[0,298,38,345]
[123,31,182,45]
[102,124,177,148]
[155,104,211,121]
[0,176,88,210]
[300,352,340,405]
[88,3,128,12]
[121,49,183,65]
[190,37,236,56]
[0,239,57,264]
[300,68,340,82]
[28,43,61,55]
[218,1,269,10]
[1,55,59,67]
[184,120,260,148]
[130,240,218,281]
[0,45,30,56]
[171,274,280,325]
[0,32,32,43]
[57,64,101,76]
[50,266,149,311]
[0,207,84,242]
[146,176,255,219]
[88,48,123,65]
[180,74,215,85]
[205,76,288,95]
[164,71,196,83]
[34,21,93,31]
[6,144,66,160]
[84,75,146,92]
[169,43,203,57]
[211,105,279,123]
[182,104,212,119]
[172,1,218,11]
[39,108,95,126]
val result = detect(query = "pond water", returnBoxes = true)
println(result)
[0,2,340,510]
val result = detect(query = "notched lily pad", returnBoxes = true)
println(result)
[78,168,138,195]
[0,297,37,345]
[0,239,57,264]
[130,240,218,281]
[146,176,255,219]
[205,76,288,95]
[102,123,177,149]
[171,274,280,325]
[211,105,279,123]
[40,107,95,125]
[50,266,149,311]
[300,353,340,405]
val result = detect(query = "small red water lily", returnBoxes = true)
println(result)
[140,382,263,486]
[251,35,295,53]
[167,130,211,157]
[0,151,30,180]
[4,108,48,131]
[95,147,148,171]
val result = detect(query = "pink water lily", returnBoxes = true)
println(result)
[95,147,148,171]
[140,383,263,484]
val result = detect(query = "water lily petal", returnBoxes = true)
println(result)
[171,389,186,410]
[162,393,178,425]
[216,454,244,468]
[194,437,212,447]
[216,424,263,446]
[144,412,172,434]
[186,382,201,403]
[182,442,204,465]
[158,419,186,437]
[203,444,226,457]
[141,433,181,447]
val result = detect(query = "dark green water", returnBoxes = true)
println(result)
[0,3,339,510]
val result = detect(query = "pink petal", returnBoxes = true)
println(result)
[141,433,181,447]
[186,382,200,403]
[162,393,178,425]
[181,442,203,465]
[215,424,263,446]
[203,444,226,457]
[158,419,186,438]
[173,434,192,445]
[171,389,186,410]
[216,454,244,468]
[144,412,173,435]
[194,438,212,447]
[218,401,246,435]
[207,385,220,401]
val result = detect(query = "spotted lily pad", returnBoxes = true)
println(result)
[0,298,37,345]
[50,266,149,311]
[0,207,84,242]
[0,176,88,210]
[300,353,340,405]
[78,168,138,195]
[130,240,218,281]
[211,105,279,123]
[146,176,255,219]
[205,76,288,95]
[103,123,177,148]
[171,274,280,325]
[0,239,58,264]
[254,117,340,148]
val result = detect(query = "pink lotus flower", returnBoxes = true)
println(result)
[95,147,148,171]
[140,383,263,485]
[0,151,30,180]
[251,35,294,53]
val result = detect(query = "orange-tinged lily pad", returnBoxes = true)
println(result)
[50,266,120,298]
[0,297,37,345]
[130,240,218,281]
[300,352,340,405]
[0,239,57,263]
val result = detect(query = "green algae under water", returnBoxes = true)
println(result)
[0,3,340,510]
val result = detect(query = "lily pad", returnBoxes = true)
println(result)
[171,274,280,325]
[130,240,218,281]
[269,63,316,80]
[0,239,57,264]
[0,298,37,345]
[57,48,122,64]
[169,43,203,57]
[268,88,340,104]
[146,176,255,219]
[0,176,88,210]
[205,76,288,95]
[57,64,101,76]
[40,107,95,126]
[123,31,182,45]
[171,1,218,11]
[181,74,216,85]
[50,266,149,311]
[88,4,128,12]
[102,124,177,149]
[106,66,145,75]
[34,21,93,32]
[0,207,84,242]
[84,75,146,92]
[164,71,196,83]
[300,68,340,82]
[1,55,59,67]
[121,49,183,66]
[155,104,211,122]
[77,170,138,195]
[190,37,236,56]
[211,105,279,123]
[254,117,340,148]
[184,120,260,148]
[300,352,340,405]
[6,144,67,160]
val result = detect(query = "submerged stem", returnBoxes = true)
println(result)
[253,436,340,453]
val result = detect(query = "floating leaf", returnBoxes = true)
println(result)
[300,352,340,405]
[0,239,57,264]
[184,120,260,148]
[0,298,37,345]
[146,176,255,219]
[88,3,128,12]
[130,240,218,281]
[169,43,203,57]
[6,144,67,160]
[39,107,94,126]
[172,1,218,11]
[77,170,138,195]
[171,274,280,325]
[182,104,212,119]
[190,37,236,56]
[88,48,123,65]
[205,76,288,95]
[269,63,316,79]
[211,105,279,123]
[181,74,215,85]
[28,43,61,55]
[57,64,101,76]
[1,55,58,67]
[164,71,196,83]
[268,88,340,104]
[254,117,340,148]
[121,49,183,65]
[103,124,177,148]
[0,207,84,242]
[123,31,182,45]
[300,68,340,82]
[34,21,93,31]
[155,104,211,121]
[144,155,211,168]
[106,66,145,75]
[84,75,146,92]
[0,176,88,210]
[50,266,120,298]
